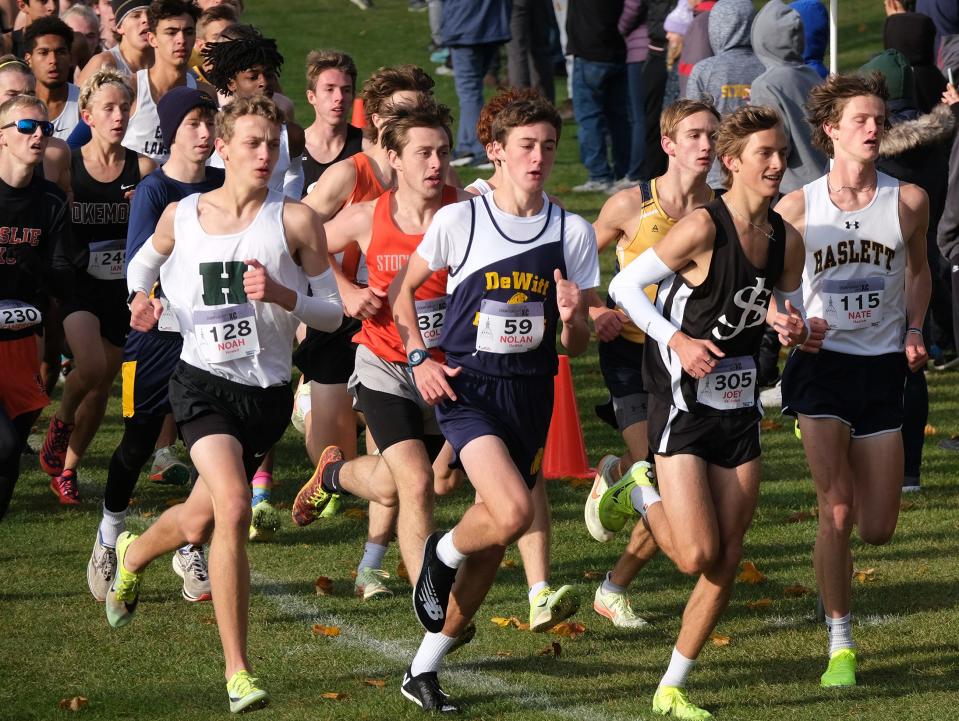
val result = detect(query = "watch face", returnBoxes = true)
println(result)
[409,349,428,366]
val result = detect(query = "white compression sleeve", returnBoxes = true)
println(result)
[126,236,169,294]
[608,248,680,346]
[293,267,342,331]
[773,286,806,319]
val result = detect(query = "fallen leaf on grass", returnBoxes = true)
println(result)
[582,570,602,580]
[321,692,348,701]
[491,617,511,627]
[140,511,154,519]
[491,616,529,630]
[501,558,517,568]
[362,678,386,688]
[711,634,731,646]
[785,509,816,523]
[57,697,88,712]
[550,622,586,638]
[344,508,367,520]
[314,577,333,596]
[495,651,513,657]
[924,424,937,436]
[760,419,782,431]
[783,584,813,598]
[312,624,341,637]
[900,499,915,511]
[537,642,562,657]
[569,477,592,489]
[396,561,409,581]
[201,616,216,625]
[164,497,187,507]
[128,497,138,506]
[854,568,877,584]
[746,598,773,610]
[736,561,767,584]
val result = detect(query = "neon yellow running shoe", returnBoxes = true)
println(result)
[227,670,269,713]
[105,532,142,628]
[319,492,342,519]
[249,500,280,543]
[820,648,857,687]
[529,584,580,632]
[652,686,713,720]
[598,461,655,534]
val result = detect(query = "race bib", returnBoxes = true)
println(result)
[0,300,42,330]
[475,299,544,355]
[822,277,884,331]
[87,239,126,280]
[193,303,259,364]
[157,298,181,333]
[696,356,756,411]
[416,296,447,349]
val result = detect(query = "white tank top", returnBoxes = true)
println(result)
[160,190,304,387]
[51,84,80,141]
[801,171,905,355]
[208,122,292,196]
[123,69,197,164]
[107,45,133,77]
[465,177,493,195]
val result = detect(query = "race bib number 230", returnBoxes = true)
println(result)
[0,300,42,331]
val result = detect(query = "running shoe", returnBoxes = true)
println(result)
[319,492,342,519]
[401,667,459,713]
[354,567,393,600]
[598,463,655,535]
[585,455,619,542]
[290,381,311,434]
[413,531,458,633]
[572,179,612,193]
[172,545,212,602]
[249,499,280,542]
[87,532,117,602]
[50,468,80,505]
[820,648,856,687]
[227,670,269,713]
[149,446,190,485]
[291,445,342,526]
[529,584,580,632]
[105,532,142,628]
[39,415,73,476]
[593,584,648,628]
[652,686,713,720]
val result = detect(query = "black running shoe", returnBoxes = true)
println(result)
[413,531,458,632]
[401,667,459,713]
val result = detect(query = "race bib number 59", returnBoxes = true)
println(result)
[193,303,259,364]
[0,300,42,331]
[475,299,544,355]
[696,356,756,411]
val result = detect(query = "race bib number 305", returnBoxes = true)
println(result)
[0,300,42,330]
[193,303,259,364]
[475,299,544,355]
[416,296,447,349]
[822,277,884,331]
[696,356,756,411]
[87,239,126,280]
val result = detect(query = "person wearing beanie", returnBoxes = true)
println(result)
[884,11,948,114]
[79,0,154,84]
[789,0,829,78]
[88,83,223,615]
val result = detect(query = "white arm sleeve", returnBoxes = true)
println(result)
[608,248,681,346]
[126,236,169,294]
[283,155,305,199]
[773,286,806,319]
[293,267,342,331]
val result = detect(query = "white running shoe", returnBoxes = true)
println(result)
[593,584,648,628]
[290,381,312,435]
[172,545,212,602]
[87,532,117,602]
[149,446,190,485]
[585,455,619,542]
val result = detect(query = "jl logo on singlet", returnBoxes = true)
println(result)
[712,278,770,341]
[199,261,247,306]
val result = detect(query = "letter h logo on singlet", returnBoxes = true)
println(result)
[198,261,247,305]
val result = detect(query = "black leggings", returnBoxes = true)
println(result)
[902,367,928,480]
[104,415,166,512]
[0,408,40,520]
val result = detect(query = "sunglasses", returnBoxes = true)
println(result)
[1,119,55,137]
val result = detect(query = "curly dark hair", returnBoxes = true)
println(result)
[202,24,284,96]
[24,17,74,55]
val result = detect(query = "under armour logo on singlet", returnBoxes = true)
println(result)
[845,221,860,229]
[712,277,771,341]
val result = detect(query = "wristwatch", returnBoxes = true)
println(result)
[407,348,429,368]
[126,290,143,310]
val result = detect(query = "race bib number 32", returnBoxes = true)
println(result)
[416,296,447,349]
[193,303,259,364]
[475,299,545,355]
[696,356,756,411]
[0,300,42,331]
[822,277,884,331]
[87,239,126,280]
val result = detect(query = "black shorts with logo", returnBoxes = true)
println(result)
[647,393,761,468]
[169,361,293,480]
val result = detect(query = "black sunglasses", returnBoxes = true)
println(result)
[1,119,55,137]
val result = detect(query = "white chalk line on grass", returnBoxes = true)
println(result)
[250,570,641,721]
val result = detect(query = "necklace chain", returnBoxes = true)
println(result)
[826,173,876,194]
[723,198,774,242]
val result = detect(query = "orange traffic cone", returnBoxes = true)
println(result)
[543,355,594,479]
[350,97,366,129]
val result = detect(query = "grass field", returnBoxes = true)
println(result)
[6,1,959,719]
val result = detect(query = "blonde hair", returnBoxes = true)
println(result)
[715,105,782,187]
[0,94,48,125]
[660,98,720,140]
[79,69,133,112]
[215,93,281,142]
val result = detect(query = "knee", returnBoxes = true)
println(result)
[492,499,534,546]
[675,539,720,576]
[181,514,213,546]
[393,470,432,507]
[859,517,897,546]
[433,469,461,497]
[821,502,854,538]
[216,496,252,533]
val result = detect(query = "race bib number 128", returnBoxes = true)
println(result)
[193,303,259,364]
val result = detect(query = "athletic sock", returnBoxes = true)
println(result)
[251,471,272,503]
[601,572,626,596]
[321,459,347,494]
[629,483,661,517]
[435,530,466,569]
[825,613,854,655]
[528,581,548,602]
[358,542,388,571]
[410,632,457,676]
[659,647,696,688]
[99,505,126,548]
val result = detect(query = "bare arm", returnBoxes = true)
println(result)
[322,202,386,319]
[43,138,72,198]
[303,157,355,221]
[556,269,590,357]
[77,50,117,87]
[901,183,931,371]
